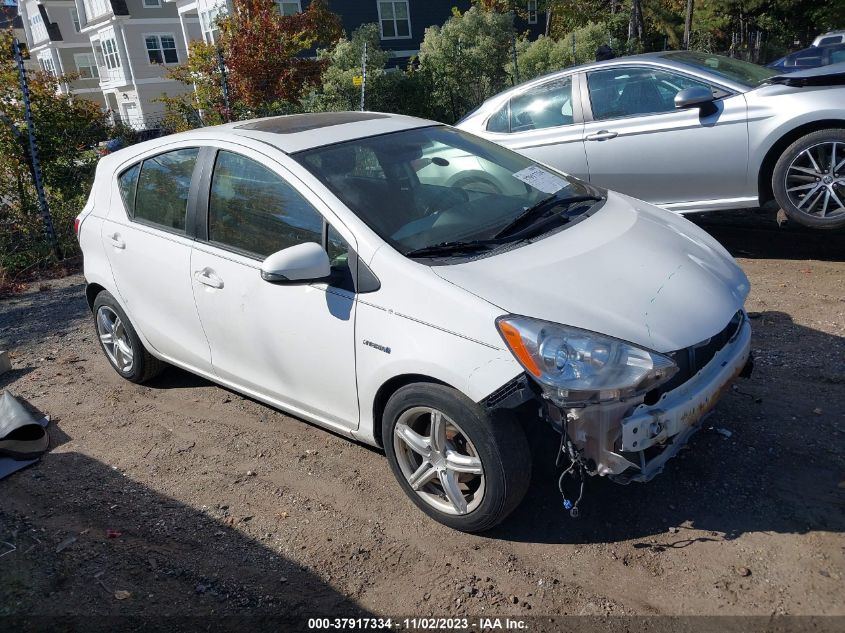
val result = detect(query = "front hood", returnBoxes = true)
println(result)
[768,61,845,87]
[433,193,749,353]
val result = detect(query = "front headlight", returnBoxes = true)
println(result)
[496,315,678,406]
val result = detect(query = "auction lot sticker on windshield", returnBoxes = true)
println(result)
[511,165,569,194]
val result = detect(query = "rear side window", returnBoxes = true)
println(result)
[818,36,842,46]
[117,163,140,216]
[509,77,574,132]
[131,148,199,233]
[208,150,323,258]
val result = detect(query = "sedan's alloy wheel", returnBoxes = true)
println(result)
[96,305,135,374]
[393,407,485,515]
[785,141,845,220]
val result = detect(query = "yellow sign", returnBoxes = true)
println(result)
[352,75,363,87]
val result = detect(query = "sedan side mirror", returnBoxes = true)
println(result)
[261,242,330,283]
[674,86,715,109]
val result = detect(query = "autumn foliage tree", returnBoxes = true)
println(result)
[161,0,342,125]
[0,29,107,278]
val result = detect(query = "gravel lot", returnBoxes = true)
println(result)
[1,210,843,626]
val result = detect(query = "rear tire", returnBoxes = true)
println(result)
[382,383,531,532]
[92,290,165,383]
[772,129,845,229]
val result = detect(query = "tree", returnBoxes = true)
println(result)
[161,0,343,124]
[0,30,107,277]
[219,0,343,109]
[417,6,516,123]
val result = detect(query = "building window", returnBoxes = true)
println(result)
[277,1,301,15]
[102,37,121,70]
[145,34,179,65]
[38,55,57,76]
[200,5,225,44]
[143,0,162,7]
[74,52,99,79]
[83,0,110,20]
[527,0,538,25]
[70,7,81,32]
[29,13,48,42]
[377,1,410,39]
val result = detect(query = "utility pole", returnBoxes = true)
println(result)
[360,41,367,112]
[12,38,61,261]
[683,0,695,50]
[216,46,230,120]
[511,30,520,84]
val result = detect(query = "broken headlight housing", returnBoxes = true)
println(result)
[496,315,678,406]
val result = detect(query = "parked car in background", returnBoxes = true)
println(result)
[812,30,845,47]
[768,43,845,72]
[457,51,845,229]
[77,112,752,531]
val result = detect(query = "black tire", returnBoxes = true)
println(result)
[772,128,845,229]
[382,383,531,532]
[92,290,166,384]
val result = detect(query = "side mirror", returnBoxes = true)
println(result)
[674,86,715,109]
[260,242,330,283]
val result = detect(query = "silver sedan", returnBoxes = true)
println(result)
[457,51,845,229]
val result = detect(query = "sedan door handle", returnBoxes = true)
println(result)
[108,233,125,249]
[194,268,224,289]
[585,130,618,141]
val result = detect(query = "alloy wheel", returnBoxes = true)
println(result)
[393,407,485,515]
[96,305,135,374]
[784,141,845,220]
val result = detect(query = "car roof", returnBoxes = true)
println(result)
[111,112,437,161]
[498,51,752,94]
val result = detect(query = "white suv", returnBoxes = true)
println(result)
[78,112,752,532]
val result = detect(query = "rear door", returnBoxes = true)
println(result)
[477,73,589,179]
[581,65,749,207]
[101,145,212,373]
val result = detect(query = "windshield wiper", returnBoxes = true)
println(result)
[493,194,603,239]
[404,239,502,258]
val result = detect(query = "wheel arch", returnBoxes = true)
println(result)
[372,374,451,449]
[85,282,106,311]
[757,119,845,206]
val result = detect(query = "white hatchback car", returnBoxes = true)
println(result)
[78,112,752,532]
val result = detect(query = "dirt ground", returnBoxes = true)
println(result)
[0,210,843,629]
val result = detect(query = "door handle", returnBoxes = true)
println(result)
[585,130,618,141]
[108,233,125,249]
[194,268,224,289]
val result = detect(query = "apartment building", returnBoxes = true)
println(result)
[18,0,198,126]
[17,0,543,129]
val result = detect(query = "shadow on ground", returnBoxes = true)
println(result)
[688,208,845,261]
[1,429,374,624]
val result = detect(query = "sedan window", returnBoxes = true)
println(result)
[133,147,199,233]
[587,67,717,120]
[487,76,574,133]
[208,151,323,258]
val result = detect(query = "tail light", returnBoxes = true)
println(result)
[74,216,82,237]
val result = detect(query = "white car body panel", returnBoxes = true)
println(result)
[432,192,749,354]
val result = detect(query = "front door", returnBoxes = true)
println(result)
[581,66,749,207]
[189,147,359,430]
[101,145,212,373]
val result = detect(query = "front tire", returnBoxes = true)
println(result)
[772,129,845,229]
[92,290,165,383]
[382,383,531,532]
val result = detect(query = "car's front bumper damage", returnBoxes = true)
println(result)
[544,313,752,485]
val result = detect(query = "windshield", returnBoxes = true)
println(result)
[665,51,779,88]
[293,126,599,258]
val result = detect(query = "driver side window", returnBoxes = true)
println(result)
[587,67,718,121]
